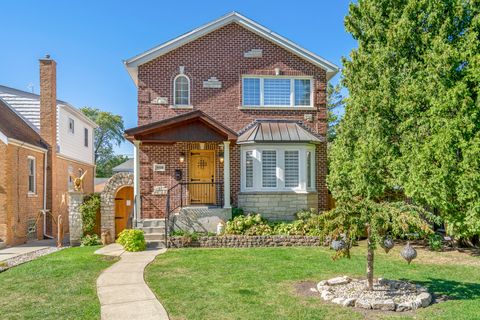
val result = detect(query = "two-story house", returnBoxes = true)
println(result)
[123,12,338,237]
[0,57,97,246]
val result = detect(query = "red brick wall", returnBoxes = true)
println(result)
[136,22,329,218]
[2,144,45,246]
[0,141,7,243]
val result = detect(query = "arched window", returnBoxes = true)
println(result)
[174,75,190,106]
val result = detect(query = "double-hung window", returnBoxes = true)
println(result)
[242,77,312,108]
[27,157,36,194]
[262,150,277,188]
[284,151,299,188]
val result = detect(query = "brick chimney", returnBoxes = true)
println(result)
[39,55,57,235]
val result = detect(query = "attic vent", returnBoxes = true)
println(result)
[153,163,166,172]
[244,49,263,58]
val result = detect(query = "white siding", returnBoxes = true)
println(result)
[57,106,95,165]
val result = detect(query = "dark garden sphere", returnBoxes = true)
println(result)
[331,239,347,251]
[401,242,417,264]
[381,236,395,253]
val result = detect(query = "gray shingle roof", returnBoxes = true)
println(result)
[112,158,134,173]
[237,120,323,144]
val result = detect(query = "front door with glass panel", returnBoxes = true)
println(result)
[189,150,215,204]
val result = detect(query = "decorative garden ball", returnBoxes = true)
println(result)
[401,242,417,264]
[381,236,395,253]
[331,239,347,251]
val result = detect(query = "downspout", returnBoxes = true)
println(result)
[42,148,53,239]
[133,140,141,228]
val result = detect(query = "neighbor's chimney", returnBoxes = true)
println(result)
[39,54,57,149]
[39,54,57,236]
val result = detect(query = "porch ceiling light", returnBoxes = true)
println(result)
[179,152,186,163]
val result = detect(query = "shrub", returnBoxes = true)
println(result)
[231,207,244,219]
[79,193,100,235]
[225,214,269,235]
[428,233,443,251]
[117,229,146,252]
[81,234,102,246]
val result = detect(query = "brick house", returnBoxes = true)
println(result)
[0,57,97,246]
[124,12,338,235]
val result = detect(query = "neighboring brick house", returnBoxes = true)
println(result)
[0,57,97,246]
[124,12,338,227]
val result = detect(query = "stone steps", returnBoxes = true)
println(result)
[138,219,166,248]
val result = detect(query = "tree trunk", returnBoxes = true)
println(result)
[366,224,374,290]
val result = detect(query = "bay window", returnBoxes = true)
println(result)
[242,76,313,108]
[241,145,315,192]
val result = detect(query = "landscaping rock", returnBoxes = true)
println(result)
[321,290,334,301]
[327,276,351,286]
[371,299,395,311]
[342,298,356,307]
[316,276,432,312]
[355,299,372,309]
[417,292,432,307]
[331,297,345,305]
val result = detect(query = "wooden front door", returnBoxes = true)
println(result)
[189,150,215,204]
[114,186,134,237]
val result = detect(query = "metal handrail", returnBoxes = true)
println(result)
[165,181,224,246]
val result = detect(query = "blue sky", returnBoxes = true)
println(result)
[0,0,356,155]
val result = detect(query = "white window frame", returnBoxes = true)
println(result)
[284,150,301,188]
[27,156,36,194]
[173,74,191,107]
[68,118,75,134]
[241,144,316,192]
[241,75,314,108]
[261,149,278,189]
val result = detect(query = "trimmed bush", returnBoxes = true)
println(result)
[117,229,147,252]
[79,193,100,235]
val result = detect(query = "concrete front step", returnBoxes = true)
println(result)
[141,219,166,228]
[143,227,165,234]
[146,240,166,249]
[144,233,165,241]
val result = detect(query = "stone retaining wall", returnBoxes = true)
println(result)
[168,235,321,248]
[238,192,318,220]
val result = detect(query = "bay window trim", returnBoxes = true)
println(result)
[241,144,316,192]
[241,75,314,109]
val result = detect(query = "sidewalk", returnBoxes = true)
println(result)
[95,244,169,320]
[0,239,57,262]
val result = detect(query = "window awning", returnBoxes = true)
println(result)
[237,120,324,144]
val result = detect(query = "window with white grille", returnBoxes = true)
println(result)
[174,75,190,106]
[242,77,312,107]
[245,151,253,188]
[284,150,299,187]
[262,150,277,188]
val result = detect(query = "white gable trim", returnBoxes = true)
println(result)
[124,12,339,86]
[0,129,8,145]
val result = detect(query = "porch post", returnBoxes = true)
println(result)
[223,140,231,208]
[133,140,141,227]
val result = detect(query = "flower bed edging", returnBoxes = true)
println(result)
[168,235,321,248]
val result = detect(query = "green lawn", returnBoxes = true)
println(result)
[0,246,116,319]
[145,245,480,320]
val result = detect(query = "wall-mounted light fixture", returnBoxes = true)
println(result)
[274,67,281,76]
[219,151,224,164]
[179,152,186,163]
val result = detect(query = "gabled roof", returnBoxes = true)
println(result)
[125,110,238,142]
[124,12,339,85]
[112,158,134,173]
[237,119,324,144]
[0,98,48,149]
[0,84,98,131]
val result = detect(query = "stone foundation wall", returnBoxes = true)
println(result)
[169,235,321,248]
[238,192,318,220]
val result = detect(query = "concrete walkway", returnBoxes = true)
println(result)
[95,244,169,320]
[0,239,56,262]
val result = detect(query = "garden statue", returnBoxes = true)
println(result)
[401,242,417,264]
[381,236,395,253]
[69,170,87,192]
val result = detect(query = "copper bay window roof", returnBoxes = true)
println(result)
[237,120,324,144]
